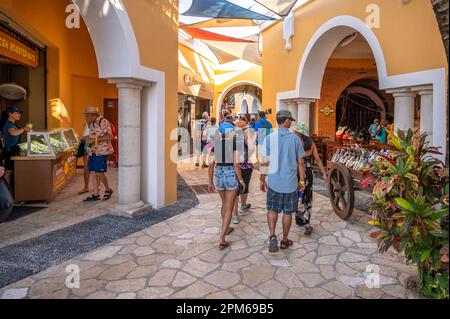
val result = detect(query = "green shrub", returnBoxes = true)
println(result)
[367,129,449,299]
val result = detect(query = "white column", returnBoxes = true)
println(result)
[296,99,313,126]
[387,89,416,133]
[286,101,298,121]
[414,86,433,141]
[109,79,149,216]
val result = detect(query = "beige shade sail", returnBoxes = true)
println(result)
[255,0,298,16]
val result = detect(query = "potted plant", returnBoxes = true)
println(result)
[366,129,449,299]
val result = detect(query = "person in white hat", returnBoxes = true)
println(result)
[83,106,114,202]
[291,122,328,235]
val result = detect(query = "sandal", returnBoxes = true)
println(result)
[78,189,89,195]
[103,189,114,201]
[280,239,294,250]
[219,242,230,250]
[84,195,101,202]
[268,236,279,253]
[226,227,235,236]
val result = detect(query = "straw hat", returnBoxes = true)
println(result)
[83,106,99,114]
[234,120,249,130]
[292,122,310,136]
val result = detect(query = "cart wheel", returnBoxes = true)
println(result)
[328,164,355,220]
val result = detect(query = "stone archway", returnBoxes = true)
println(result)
[277,15,447,159]
[73,0,166,212]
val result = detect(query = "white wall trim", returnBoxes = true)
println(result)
[276,15,447,160]
[75,0,166,208]
[217,80,262,119]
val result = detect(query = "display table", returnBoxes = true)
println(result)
[11,149,77,202]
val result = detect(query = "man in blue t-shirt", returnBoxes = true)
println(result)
[1,107,30,184]
[260,110,306,253]
[254,111,272,163]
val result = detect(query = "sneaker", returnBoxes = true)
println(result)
[268,236,279,253]
[232,216,240,224]
[239,203,252,213]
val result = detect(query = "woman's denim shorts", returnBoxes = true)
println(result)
[214,166,238,192]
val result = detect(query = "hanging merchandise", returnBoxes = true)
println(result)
[0,83,27,100]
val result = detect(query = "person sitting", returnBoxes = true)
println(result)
[375,120,388,144]
[369,118,380,139]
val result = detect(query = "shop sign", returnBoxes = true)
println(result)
[183,74,203,88]
[0,30,39,68]
[320,104,335,117]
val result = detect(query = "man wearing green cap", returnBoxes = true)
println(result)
[260,109,306,253]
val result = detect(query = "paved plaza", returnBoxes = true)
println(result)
[0,162,419,299]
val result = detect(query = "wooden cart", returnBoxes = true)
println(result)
[327,161,372,220]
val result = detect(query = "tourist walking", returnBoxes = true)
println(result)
[78,119,94,195]
[292,123,328,235]
[202,117,219,165]
[208,121,245,249]
[194,112,210,168]
[260,110,306,253]
[83,107,114,202]
[254,111,272,163]
[232,120,254,225]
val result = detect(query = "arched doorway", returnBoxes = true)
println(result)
[277,15,446,158]
[335,79,393,131]
[74,0,167,211]
[217,81,262,119]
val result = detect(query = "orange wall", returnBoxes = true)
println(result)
[123,0,179,205]
[0,0,117,136]
[262,0,448,113]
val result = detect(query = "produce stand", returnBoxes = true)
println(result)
[11,129,79,202]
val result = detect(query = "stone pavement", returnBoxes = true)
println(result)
[0,168,118,249]
[0,161,418,299]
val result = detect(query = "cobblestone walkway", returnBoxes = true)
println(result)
[0,162,418,299]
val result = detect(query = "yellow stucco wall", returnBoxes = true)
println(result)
[1,0,178,205]
[123,0,179,205]
[0,0,117,137]
[212,64,263,119]
[262,0,448,114]
[178,42,262,121]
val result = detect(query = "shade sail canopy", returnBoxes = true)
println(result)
[182,26,255,42]
[182,0,276,20]
[183,18,258,28]
[179,0,311,65]
[255,0,298,17]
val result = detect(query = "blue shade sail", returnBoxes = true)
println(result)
[183,0,276,20]
[254,0,298,16]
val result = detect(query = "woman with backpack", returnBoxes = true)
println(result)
[208,120,245,249]
[291,123,328,235]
